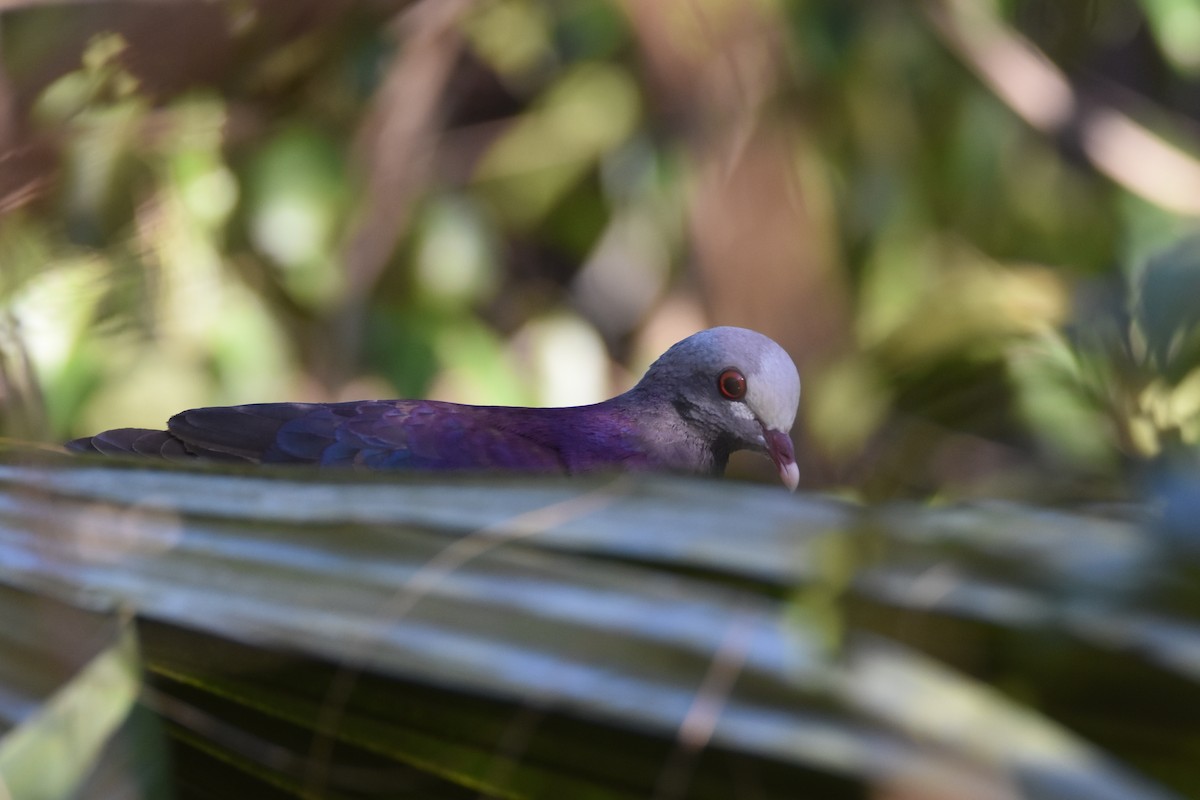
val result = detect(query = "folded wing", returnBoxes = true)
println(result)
[68,401,569,472]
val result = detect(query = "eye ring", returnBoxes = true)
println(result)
[718,369,747,400]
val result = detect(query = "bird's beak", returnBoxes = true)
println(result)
[762,428,799,492]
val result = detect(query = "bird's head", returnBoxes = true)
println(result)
[638,327,801,490]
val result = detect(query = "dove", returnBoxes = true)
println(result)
[67,326,802,489]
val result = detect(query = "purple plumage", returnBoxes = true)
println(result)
[67,327,803,489]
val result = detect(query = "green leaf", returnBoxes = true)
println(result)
[1136,236,1200,382]
[0,586,163,799]
[0,454,1193,797]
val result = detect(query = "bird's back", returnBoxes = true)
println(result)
[67,399,652,474]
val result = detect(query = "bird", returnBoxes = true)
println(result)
[67,326,802,490]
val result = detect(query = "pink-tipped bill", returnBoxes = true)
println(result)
[763,428,799,492]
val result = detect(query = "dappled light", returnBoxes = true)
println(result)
[2,1,1200,798]
[4,2,1200,497]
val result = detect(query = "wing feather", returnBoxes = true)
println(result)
[159,400,568,471]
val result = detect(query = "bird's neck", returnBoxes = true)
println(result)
[596,385,723,475]
[490,387,721,476]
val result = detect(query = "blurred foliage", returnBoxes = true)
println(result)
[4,4,1200,798]
[1,0,1200,501]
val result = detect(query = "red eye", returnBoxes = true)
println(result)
[718,369,746,400]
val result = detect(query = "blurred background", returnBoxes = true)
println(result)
[3,0,1200,501]
[6,5,1200,798]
